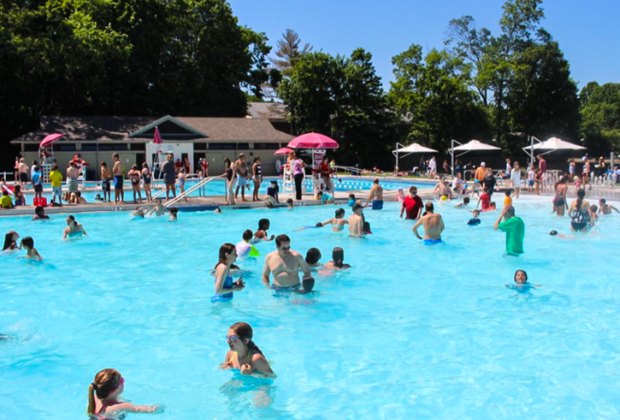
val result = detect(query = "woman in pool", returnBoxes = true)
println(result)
[20,236,42,261]
[552,176,568,216]
[2,230,20,251]
[323,247,351,270]
[127,164,143,204]
[63,215,88,239]
[87,368,162,419]
[212,243,245,302]
[221,322,274,376]
[569,189,592,232]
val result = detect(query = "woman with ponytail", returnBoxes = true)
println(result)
[212,243,245,302]
[87,368,162,419]
[569,189,593,232]
[221,322,274,376]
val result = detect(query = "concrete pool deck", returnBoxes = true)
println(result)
[2,175,619,217]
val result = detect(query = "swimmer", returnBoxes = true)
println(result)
[455,196,470,208]
[348,203,365,237]
[317,190,334,204]
[305,247,322,270]
[549,229,572,239]
[347,193,356,207]
[168,207,178,221]
[262,234,313,293]
[235,229,259,259]
[476,187,492,211]
[412,202,444,244]
[505,269,541,291]
[148,198,166,216]
[221,322,274,376]
[63,215,87,239]
[253,218,274,242]
[32,206,49,220]
[315,208,348,231]
[323,247,351,270]
[132,207,146,218]
[2,230,20,251]
[214,207,222,214]
[467,209,481,226]
[87,368,163,418]
[366,178,384,210]
[286,198,294,209]
[20,236,42,261]
[598,198,619,215]
[212,243,245,302]
[590,205,598,225]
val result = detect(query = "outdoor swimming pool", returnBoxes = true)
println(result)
[1,195,619,418]
[16,177,430,204]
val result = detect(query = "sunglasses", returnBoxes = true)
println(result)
[226,334,240,343]
[280,246,291,251]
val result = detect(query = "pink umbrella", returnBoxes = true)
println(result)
[39,133,65,149]
[287,132,339,149]
[274,147,294,156]
[153,126,163,144]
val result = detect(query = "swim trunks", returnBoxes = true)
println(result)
[423,238,443,245]
[272,283,300,292]
[68,179,79,193]
[102,180,111,192]
[113,175,123,190]
[236,174,248,187]
[372,200,383,210]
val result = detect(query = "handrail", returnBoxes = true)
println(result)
[334,165,362,175]
[163,176,216,208]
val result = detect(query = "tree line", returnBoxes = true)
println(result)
[1,0,618,169]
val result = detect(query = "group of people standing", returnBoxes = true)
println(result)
[222,153,264,205]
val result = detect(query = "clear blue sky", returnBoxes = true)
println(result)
[228,0,619,90]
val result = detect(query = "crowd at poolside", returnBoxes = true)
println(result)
[2,149,620,417]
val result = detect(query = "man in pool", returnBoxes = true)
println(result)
[412,202,444,244]
[366,178,384,210]
[493,205,524,256]
[348,203,366,237]
[262,234,314,293]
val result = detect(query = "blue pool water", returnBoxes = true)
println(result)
[20,177,430,203]
[1,195,620,418]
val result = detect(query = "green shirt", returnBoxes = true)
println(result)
[498,216,525,255]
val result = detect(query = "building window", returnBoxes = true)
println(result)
[130,143,145,151]
[81,143,98,151]
[253,143,280,150]
[98,144,128,151]
[56,143,77,152]
[195,143,207,151]
[209,143,244,150]
[24,144,39,152]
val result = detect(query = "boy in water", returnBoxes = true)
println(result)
[316,208,348,231]
[20,236,42,261]
[467,209,481,226]
[305,248,322,270]
[598,198,619,215]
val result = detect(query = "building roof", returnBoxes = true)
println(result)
[11,115,293,144]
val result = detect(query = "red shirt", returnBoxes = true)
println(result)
[402,195,423,219]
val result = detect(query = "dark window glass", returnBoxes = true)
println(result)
[24,144,39,152]
[81,143,98,151]
[130,143,145,151]
[98,144,128,151]
[253,143,279,150]
[194,143,207,150]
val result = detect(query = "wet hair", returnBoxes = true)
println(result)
[463,197,470,204]
[215,242,236,269]
[87,368,123,416]
[275,234,290,247]
[242,229,253,241]
[20,236,34,249]
[600,198,606,204]
[549,230,558,236]
[352,203,363,212]
[67,215,76,223]
[286,198,293,206]
[305,248,321,265]
[35,206,45,216]
[590,205,598,213]
[425,202,434,212]
[332,247,345,267]
[335,208,345,218]
[348,193,355,199]
[514,269,528,282]
[258,218,270,230]
[224,158,231,167]
[169,207,178,215]
[472,209,480,216]
[3,231,18,251]
[576,189,586,210]
[229,322,263,355]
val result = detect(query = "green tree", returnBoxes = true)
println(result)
[579,82,620,155]
[388,44,489,152]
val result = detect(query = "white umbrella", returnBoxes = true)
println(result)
[392,142,437,171]
[524,137,586,151]
[522,136,586,162]
[449,139,501,176]
[451,139,501,152]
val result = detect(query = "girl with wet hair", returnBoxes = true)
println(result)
[87,368,162,419]
[2,230,20,251]
[569,189,592,232]
[20,236,42,260]
[212,243,245,302]
[221,322,274,376]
